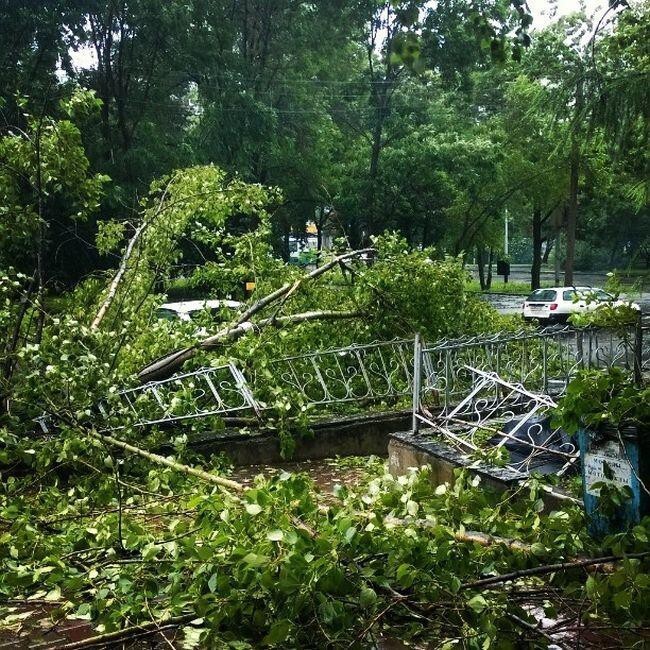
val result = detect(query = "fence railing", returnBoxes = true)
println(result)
[36,322,643,436]
[93,339,415,431]
[413,323,646,427]
[268,339,414,407]
[98,363,260,430]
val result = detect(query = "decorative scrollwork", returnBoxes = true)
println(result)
[268,339,414,406]
[416,367,578,478]
[103,363,259,430]
[420,324,642,412]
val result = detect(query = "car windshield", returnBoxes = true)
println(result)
[155,308,180,321]
[562,288,612,302]
[527,289,557,302]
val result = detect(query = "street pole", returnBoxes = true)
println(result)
[504,209,509,284]
[554,213,561,286]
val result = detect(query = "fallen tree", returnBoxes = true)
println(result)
[137,249,373,382]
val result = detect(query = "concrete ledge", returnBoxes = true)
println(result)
[389,430,523,492]
[183,410,411,466]
[388,430,580,510]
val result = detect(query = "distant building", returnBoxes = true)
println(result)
[288,210,336,263]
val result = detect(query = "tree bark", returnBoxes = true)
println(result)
[564,78,583,286]
[476,246,486,290]
[531,207,542,290]
[461,551,650,591]
[91,179,175,331]
[92,430,244,492]
[486,247,493,290]
[542,238,553,264]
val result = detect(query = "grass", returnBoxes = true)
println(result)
[467,279,552,295]
[468,267,650,295]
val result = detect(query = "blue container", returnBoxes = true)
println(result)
[578,426,650,539]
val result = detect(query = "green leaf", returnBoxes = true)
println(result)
[613,590,632,609]
[242,553,269,568]
[396,564,415,588]
[359,587,377,608]
[245,503,263,516]
[267,530,284,542]
[262,619,292,645]
[467,595,488,613]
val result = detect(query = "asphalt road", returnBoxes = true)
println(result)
[480,292,650,317]
[471,266,650,316]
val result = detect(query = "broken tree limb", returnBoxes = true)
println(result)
[38,613,196,650]
[234,248,374,326]
[460,551,650,591]
[138,256,373,384]
[257,310,361,328]
[88,428,316,537]
[384,517,532,552]
[90,430,244,492]
[506,612,571,650]
[90,219,149,330]
[91,178,175,331]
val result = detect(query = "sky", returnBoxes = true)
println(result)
[527,0,605,28]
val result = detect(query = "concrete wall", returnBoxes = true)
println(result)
[388,430,580,510]
[388,430,522,492]
[183,410,411,466]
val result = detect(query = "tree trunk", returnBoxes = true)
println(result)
[531,207,543,290]
[316,206,323,250]
[364,48,391,241]
[564,78,583,286]
[365,116,384,238]
[542,238,553,264]
[486,247,493,290]
[476,246,486,290]
[282,227,290,262]
[421,215,431,248]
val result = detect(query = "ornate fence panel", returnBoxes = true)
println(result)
[99,363,260,430]
[417,367,579,478]
[267,339,415,407]
[412,323,645,479]
[417,325,641,415]
[92,340,416,432]
[35,322,640,436]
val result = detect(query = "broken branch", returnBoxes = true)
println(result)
[461,551,650,591]
[136,247,371,384]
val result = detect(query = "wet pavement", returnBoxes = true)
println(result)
[480,291,650,316]
[470,266,650,316]
[229,457,377,494]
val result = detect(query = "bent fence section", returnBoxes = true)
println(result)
[411,322,648,479]
[48,321,645,435]
[414,322,647,424]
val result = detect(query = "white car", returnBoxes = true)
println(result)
[155,299,242,323]
[522,286,639,323]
